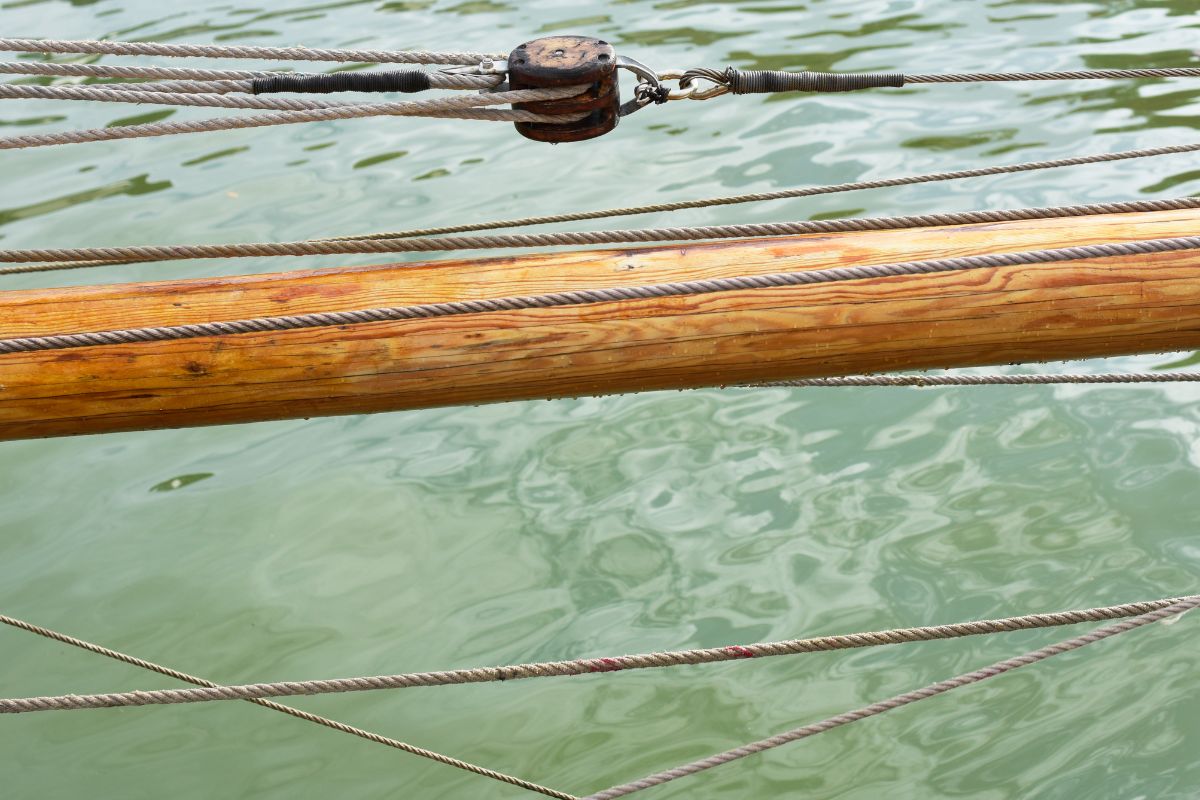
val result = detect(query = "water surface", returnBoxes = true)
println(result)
[2,1,1199,798]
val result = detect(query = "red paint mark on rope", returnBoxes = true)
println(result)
[589,658,624,673]
[725,646,755,659]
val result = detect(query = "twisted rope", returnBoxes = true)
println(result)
[0,596,1185,713]
[904,68,1200,83]
[54,79,257,95]
[0,259,135,276]
[0,83,377,111]
[0,61,501,90]
[0,60,282,83]
[318,142,1200,241]
[753,372,1200,387]
[2,233,1198,355]
[0,614,574,799]
[0,84,588,148]
[2,197,1197,266]
[583,595,1200,799]
[5,144,1199,276]
[0,80,504,110]
[0,38,504,65]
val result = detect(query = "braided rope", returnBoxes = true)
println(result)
[0,596,1185,713]
[0,61,500,90]
[0,38,504,65]
[2,232,1198,355]
[0,614,575,799]
[753,372,1200,387]
[0,84,588,148]
[583,595,1200,799]
[2,197,1197,266]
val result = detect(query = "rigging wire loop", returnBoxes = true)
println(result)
[669,68,730,100]
[630,68,729,102]
[656,70,698,100]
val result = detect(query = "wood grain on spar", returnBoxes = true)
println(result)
[1,207,1198,440]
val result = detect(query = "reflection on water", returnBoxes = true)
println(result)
[2,1,1200,798]
[0,174,171,228]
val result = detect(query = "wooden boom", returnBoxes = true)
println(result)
[2,208,1199,440]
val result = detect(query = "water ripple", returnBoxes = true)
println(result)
[2,1,1200,798]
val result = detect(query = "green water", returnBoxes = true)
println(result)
[2,1,1200,797]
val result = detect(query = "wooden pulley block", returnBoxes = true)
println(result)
[508,35,620,143]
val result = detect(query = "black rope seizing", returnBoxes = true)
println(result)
[726,68,904,93]
[686,66,1200,95]
[250,70,433,95]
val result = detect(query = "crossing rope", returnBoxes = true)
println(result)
[0,596,1185,713]
[317,142,1200,240]
[0,613,575,800]
[3,141,1196,277]
[4,31,1200,798]
[2,595,1194,799]
[583,595,1200,799]
[2,197,1196,267]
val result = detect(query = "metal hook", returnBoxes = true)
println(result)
[615,55,670,117]
[615,54,661,91]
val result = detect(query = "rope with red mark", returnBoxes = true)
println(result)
[0,595,1187,712]
[3,594,1194,799]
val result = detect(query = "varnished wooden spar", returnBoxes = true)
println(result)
[1,208,1199,440]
